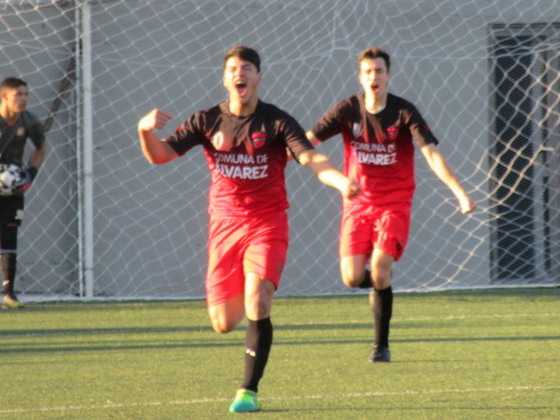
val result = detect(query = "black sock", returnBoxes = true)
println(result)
[372,286,393,348]
[241,317,273,393]
[1,253,17,296]
[358,269,372,289]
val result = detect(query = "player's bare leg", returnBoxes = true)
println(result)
[244,273,274,321]
[340,254,369,288]
[370,248,393,290]
[340,252,394,362]
[208,293,245,333]
[368,249,394,362]
[229,274,274,413]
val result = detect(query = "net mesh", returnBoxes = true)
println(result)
[1,0,559,300]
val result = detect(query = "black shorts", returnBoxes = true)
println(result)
[0,195,24,227]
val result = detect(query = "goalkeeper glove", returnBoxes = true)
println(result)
[14,166,38,195]
[25,166,38,183]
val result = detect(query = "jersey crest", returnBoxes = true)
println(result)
[387,126,399,141]
[251,131,267,149]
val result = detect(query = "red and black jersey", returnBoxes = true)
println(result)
[311,93,438,213]
[0,111,45,166]
[164,100,313,217]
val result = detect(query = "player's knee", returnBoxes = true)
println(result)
[244,278,274,320]
[210,318,236,334]
[341,272,365,288]
[245,298,272,321]
[340,257,369,288]
[213,325,232,334]
[371,271,392,290]
[208,309,243,333]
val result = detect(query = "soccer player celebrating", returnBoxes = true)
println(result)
[307,47,476,363]
[0,77,46,309]
[137,46,360,413]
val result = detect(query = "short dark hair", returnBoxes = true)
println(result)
[357,47,391,72]
[224,46,261,73]
[1,77,28,91]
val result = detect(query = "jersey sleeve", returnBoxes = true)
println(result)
[406,104,439,146]
[163,112,205,156]
[280,113,314,162]
[310,98,352,142]
[26,112,46,148]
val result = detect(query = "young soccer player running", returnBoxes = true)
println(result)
[0,77,46,309]
[137,46,360,413]
[307,47,476,363]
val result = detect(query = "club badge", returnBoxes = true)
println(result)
[251,132,267,149]
[387,126,398,141]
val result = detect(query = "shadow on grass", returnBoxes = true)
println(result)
[1,325,212,337]
[1,322,557,356]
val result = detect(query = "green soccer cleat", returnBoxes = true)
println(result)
[2,293,24,309]
[228,389,260,413]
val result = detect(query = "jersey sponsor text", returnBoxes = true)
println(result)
[356,151,397,166]
[216,163,269,179]
[352,141,397,166]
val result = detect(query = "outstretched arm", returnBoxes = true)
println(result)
[306,130,321,146]
[420,143,476,214]
[297,148,361,199]
[137,108,179,164]
[287,131,321,162]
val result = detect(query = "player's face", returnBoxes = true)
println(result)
[1,86,28,114]
[359,58,390,99]
[223,56,262,108]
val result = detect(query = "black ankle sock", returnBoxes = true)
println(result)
[241,317,273,393]
[358,269,372,289]
[372,286,393,348]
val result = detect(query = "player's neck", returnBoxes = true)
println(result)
[0,106,20,124]
[228,97,258,117]
[364,93,387,114]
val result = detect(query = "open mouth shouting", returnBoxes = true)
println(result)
[235,81,248,97]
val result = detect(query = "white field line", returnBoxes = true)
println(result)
[0,385,557,414]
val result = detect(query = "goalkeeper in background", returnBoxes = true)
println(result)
[0,77,46,309]
[137,46,360,413]
[307,47,476,363]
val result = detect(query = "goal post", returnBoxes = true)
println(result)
[1,0,559,301]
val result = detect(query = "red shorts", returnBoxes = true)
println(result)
[339,206,411,261]
[206,211,289,306]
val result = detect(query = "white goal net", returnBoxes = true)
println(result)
[1,0,559,300]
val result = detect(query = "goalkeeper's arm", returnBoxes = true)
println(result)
[28,141,46,170]
[18,141,46,193]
